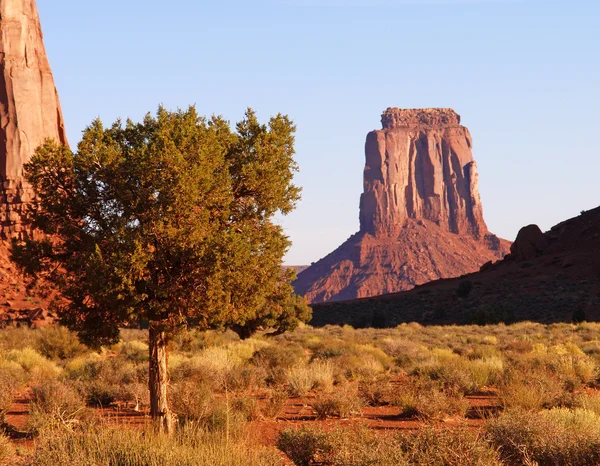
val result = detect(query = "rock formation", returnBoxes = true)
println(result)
[510,224,549,262]
[0,0,66,327]
[0,0,68,239]
[294,108,510,303]
[310,206,600,327]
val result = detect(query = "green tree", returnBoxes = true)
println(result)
[11,106,311,432]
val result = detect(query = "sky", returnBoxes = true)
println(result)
[37,0,599,265]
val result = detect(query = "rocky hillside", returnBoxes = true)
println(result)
[310,206,600,327]
[295,108,510,303]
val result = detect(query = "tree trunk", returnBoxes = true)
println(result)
[148,323,175,433]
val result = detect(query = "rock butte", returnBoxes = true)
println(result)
[294,108,511,303]
[0,0,68,239]
[0,0,66,327]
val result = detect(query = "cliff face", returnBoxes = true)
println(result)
[360,108,486,239]
[294,108,510,304]
[0,0,68,239]
[0,0,66,326]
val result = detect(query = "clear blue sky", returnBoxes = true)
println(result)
[38,0,599,265]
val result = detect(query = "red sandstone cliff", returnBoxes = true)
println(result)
[294,108,510,303]
[0,0,66,326]
[0,0,68,239]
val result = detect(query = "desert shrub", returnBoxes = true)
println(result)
[66,356,143,407]
[231,394,261,421]
[286,366,315,397]
[575,391,600,415]
[260,389,287,419]
[0,359,24,423]
[277,425,408,466]
[33,325,87,360]
[467,357,504,390]
[5,348,61,383]
[171,381,214,422]
[201,399,247,433]
[116,382,148,410]
[581,340,600,356]
[499,367,563,411]
[28,380,88,433]
[311,384,362,419]
[81,379,120,407]
[309,361,334,392]
[250,344,304,386]
[412,351,481,395]
[171,340,268,391]
[0,434,13,466]
[400,427,501,466]
[551,354,598,385]
[286,361,334,396]
[504,339,534,354]
[359,374,392,406]
[227,366,268,392]
[26,424,280,466]
[114,340,148,363]
[487,408,600,465]
[0,326,33,351]
[277,426,330,466]
[393,380,469,421]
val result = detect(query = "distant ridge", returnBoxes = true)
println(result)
[310,207,600,327]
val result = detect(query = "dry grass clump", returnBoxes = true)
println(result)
[400,427,501,466]
[277,425,408,466]
[358,374,393,406]
[487,408,600,465]
[65,354,146,408]
[393,379,469,421]
[26,424,280,466]
[4,348,61,384]
[28,380,89,433]
[286,361,334,397]
[260,388,287,419]
[311,383,363,419]
[0,358,24,423]
[277,425,501,466]
[0,434,13,466]
[170,380,214,422]
[499,367,563,411]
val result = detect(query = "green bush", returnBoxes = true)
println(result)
[34,326,87,360]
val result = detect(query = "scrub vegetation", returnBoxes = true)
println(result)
[3,321,600,464]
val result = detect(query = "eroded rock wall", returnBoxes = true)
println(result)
[0,0,67,239]
[359,108,486,238]
[294,108,510,304]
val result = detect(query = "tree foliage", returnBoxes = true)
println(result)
[12,106,311,346]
